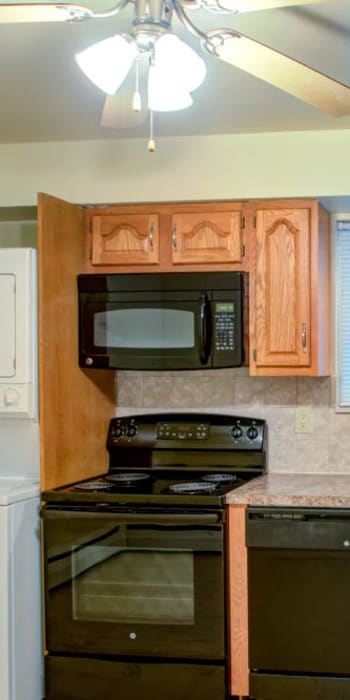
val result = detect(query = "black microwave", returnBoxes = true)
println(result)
[78,271,246,371]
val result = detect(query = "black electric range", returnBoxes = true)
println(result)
[44,412,267,509]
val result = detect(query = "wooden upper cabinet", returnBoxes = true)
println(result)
[90,213,160,267]
[250,200,330,376]
[256,207,311,368]
[171,210,242,265]
[85,202,248,273]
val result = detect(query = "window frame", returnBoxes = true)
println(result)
[333,213,350,412]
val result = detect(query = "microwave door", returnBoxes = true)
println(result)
[80,296,208,370]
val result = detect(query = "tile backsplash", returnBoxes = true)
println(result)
[115,368,350,475]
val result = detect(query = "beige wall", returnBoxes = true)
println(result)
[0,220,37,247]
[1,128,350,206]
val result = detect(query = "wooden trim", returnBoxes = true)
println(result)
[38,193,115,490]
[227,504,249,697]
[316,203,331,376]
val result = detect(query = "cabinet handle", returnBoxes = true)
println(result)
[148,224,154,250]
[172,225,177,250]
[301,322,307,351]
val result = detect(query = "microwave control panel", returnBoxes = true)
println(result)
[214,303,235,352]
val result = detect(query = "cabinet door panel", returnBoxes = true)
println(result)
[255,208,310,368]
[171,211,242,265]
[91,214,160,266]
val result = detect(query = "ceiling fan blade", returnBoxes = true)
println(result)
[0,3,92,23]
[100,94,147,129]
[213,33,350,116]
[217,0,335,12]
[100,56,149,129]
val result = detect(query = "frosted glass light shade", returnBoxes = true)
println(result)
[153,34,206,92]
[148,66,193,111]
[76,35,137,95]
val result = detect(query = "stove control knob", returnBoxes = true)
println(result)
[231,424,243,440]
[247,425,259,440]
[126,423,137,438]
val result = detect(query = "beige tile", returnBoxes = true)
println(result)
[143,375,176,408]
[296,377,330,406]
[234,377,266,405]
[294,438,329,473]
[263,407,295,440]
[328,409,350,438]
[204,367,250,378]
[202,376,235,407]
[268,439,297,473]
[329,376,337,408]
[115,372,143,408]
[173,376,203,407]
[232,405,268,420]
[265,378,297,406]
[328,441,350,473]
[172,370,204,378]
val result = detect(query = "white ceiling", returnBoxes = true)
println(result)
[0,0,350,143]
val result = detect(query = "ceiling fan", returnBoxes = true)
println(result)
[0,0,349,143]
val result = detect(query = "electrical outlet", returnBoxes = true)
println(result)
[295,406,313,434]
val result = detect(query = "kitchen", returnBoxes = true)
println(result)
[1,2,350,700]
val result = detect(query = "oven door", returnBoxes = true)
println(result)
[42,507,225,660]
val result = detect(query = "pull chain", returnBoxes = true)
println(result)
[148,110,155,153]
[132,57,142,112]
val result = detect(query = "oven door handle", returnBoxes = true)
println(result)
[41,509,222,526]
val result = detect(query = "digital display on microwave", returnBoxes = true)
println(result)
[215,303,234,313]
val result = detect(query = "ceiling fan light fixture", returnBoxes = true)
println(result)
[153,33,206,93]
[148,66,193,111]
[75,35,137,95]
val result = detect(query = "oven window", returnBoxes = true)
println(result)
[72,547,194,625]
[93,308,195,349]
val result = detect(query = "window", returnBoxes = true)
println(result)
[335,217,350,410]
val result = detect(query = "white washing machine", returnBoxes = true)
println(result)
[0,478,42,700]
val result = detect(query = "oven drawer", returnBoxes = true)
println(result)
[45,656,227,700]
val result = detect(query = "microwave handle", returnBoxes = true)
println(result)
[199,294,212,365]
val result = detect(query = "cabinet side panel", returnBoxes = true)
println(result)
[38,193,115,490]
[316,205,330,376]
[227,505,248,697]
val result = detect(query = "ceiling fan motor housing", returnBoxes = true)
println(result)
[133,0,173,49]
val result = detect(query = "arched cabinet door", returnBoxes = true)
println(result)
[90,213,160,266]
[170,209,243,265]
[250,200,330,377]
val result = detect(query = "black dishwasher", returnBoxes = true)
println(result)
[247,507,350,700]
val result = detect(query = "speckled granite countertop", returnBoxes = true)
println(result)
[225,473,350,508]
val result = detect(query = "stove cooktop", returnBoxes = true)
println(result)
[44,466,263,508]
[43,413,267,508]
[69,470,245,497]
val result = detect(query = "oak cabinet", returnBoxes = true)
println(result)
[89,213,160,267]
[249,199,330,377]
[85,202,247,273]
[38,193,115,490]
[171,210,243,265]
